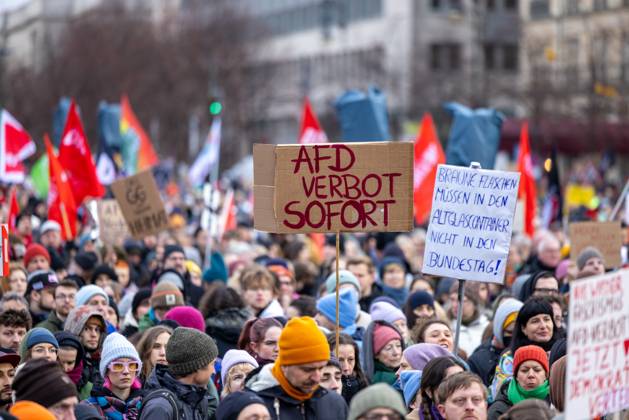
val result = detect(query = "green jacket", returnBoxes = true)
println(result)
[36,310,64,333]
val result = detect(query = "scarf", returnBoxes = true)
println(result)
[67,360,84,384]
[379,283,408,307]
[271,362,317,402]
[372,360,398,385]
[507,379,549,405]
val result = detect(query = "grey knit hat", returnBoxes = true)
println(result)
[576,246,604,271]
[166,327,218,377]
[348,383,406,420]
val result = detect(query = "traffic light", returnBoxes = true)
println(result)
[209,98,222,116]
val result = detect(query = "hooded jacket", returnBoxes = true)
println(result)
[36,309,65,333]
[64,306,107,390]
[488,380,513,420]
[140,364,214,420]
[205,307,250,358]
[245,364,348,420]
[362,320,403,384]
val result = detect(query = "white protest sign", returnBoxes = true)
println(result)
[566,269,629,419]
[421,164,520,283]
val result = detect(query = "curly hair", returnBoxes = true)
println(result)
[0,309,32,330]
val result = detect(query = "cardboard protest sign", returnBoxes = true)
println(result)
[110,171,168,239]
[0,225,8,276]
[96,200,130,245]
[253,142,413,233]
[421,164,520,283]
[569,221,622,268]
[566,269,629,419]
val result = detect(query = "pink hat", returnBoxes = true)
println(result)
[164,306,205,332]
[373,324,402,354]
[555,259,571,281]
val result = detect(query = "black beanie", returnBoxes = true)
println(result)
[91,264,118,284]
[74,252,98,271]
[132,288,152,318]
[54,331,85,362]
[163,245,185,262]
[13,359,77,408]
[216,391,266,420]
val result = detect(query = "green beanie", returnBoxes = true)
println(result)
[166,327,218,377]
[348,383,407,420]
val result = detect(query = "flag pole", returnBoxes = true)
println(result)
[335,231,341,358]
[609,177,629,221]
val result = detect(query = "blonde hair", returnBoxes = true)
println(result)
[221,363,255,397]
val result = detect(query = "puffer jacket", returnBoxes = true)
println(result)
[245,364,348,420]
[205,307,250,357]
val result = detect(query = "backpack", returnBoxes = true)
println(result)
[139,388,180,420]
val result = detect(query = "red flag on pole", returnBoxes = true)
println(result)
[7,187,19,231]
[121,94,159,171]
[46,134,77,240]
[0,109,36,184]
[58,100,105,204]
[413,114,445,225]
[298,97,328,144]
[518,122,536,237]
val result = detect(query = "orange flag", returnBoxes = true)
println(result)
[121,95,159,170]
[46,135,77,240]
[517,122,536,237]
[413,114,445,224]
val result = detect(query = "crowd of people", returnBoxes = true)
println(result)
[0,184,626,420]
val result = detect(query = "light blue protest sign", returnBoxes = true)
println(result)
[421,164,520,283]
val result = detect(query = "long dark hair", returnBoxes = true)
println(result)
[198,284,245,318]
[327,333,368,387]
[420,357,465,419]
[136,325,173,380]
[237,317,282,356]
[511,297,558,353]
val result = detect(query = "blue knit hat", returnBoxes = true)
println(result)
[400,370,422,407]
[26,328,59,350]
[378,256,408,280]
[316,288,357,330]
[99,332,141,378]
[76,285,108,307]
[325,270,361,294]
[202,252,228,283]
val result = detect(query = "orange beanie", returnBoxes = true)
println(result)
[277,316,330,366]
[10,401,56,420]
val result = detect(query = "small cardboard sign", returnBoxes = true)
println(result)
[110,171,168,239]
[421,164,520,284]
[97,200,130,245]
[253,142,413,233]
[569,221,622,268]
[0,224,8,276]
[566,269,629,419]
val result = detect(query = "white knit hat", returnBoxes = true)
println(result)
[220,349,258,385]
[99,332,142,378]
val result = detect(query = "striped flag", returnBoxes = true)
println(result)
[189,117,221,186]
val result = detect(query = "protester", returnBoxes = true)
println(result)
[404,290,436,330]
[370,300,409,344]
[518,272,560,302]
[220,349,258,397]
[135,325,172,383]
[412,319,455,353]
[215,391,271,420]
[319,356,343,396]
[549,355,566,414]
[488,345,551,420]
[499,399,555,420]
[240,266,284,318]
[347,383,406,420]
[38,279,78,333]
[378,256,409,307]
[327,333,368,405]
[447,282,489,356]
[436,372,488,420]
[285,296,317,319]
[363,321,404,385]
[75,284,109,317]
[397,343,451,377]
[12,359,79,419]
[3,264,28,296]
[324,270,371,328]
[201,284,250,357]
[141,327,219,419]
[238,317,283,366]
[83,333,144,418]
[315,288,362,341]
[244,316,348,418]
[25,269,59,324]
[54,331,90,399]
[138,282,184,332]
[346,256,383,312]
[23,243,51,273]
[576,246,605,276]
[10,400,57,419]
[163,306,205,331]
[520,235,562,275]
[119,288,151,338]
[0,349,19,412]
[18,327,59,363]
[0,310,30,352]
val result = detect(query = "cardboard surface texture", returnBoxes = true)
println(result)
[111,170,168,239]
[569,221,622,268]
[254,142,413,233]
[97,199,130,245]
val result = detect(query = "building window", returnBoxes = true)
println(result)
[487,0,496,10]
[593,0,607,10]
[530,0,549,19]
[430,43,462,71]
[504,0,518,10]
[503,45,518,71]
[566,0,579,15]
[431,0,441,9]
[484,44,495,70]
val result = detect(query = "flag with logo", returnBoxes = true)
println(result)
[299,97,328,144]
[46,135,77,240]
[414,114,445,225]
[0,109,36,183]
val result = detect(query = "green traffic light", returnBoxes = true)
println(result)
[209,101,222,115]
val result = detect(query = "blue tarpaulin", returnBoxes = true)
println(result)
[444,102,504,169]
[335,86,390,141]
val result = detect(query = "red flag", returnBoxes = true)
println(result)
[121,95,159,170]
[218,189,236,241]
[7,187,19,231]
[413,114,445,224]
[518,122,536,237]
[58,100,105,204]
[46,135,77,240]
[0,110,36,183]
[298,97,328,144]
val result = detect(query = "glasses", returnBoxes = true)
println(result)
[109,361,139,373]
[56,293,76,301]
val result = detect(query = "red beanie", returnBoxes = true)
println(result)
[513,345,549,376]
[373,324,402,354]
[24,244,51,268]
[164,306,205,332]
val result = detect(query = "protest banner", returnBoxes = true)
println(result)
[0,225,8,276]
[421,164,520,284]
[110,170,168,239]
[569,221,622,268]
[566,269,629,419]
[96,199,130,246]
[253,142,413,233]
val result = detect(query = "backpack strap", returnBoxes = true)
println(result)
[139,388,180,420]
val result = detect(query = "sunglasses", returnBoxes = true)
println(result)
[109,361,139,373]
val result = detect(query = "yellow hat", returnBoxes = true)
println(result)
[277,317,330,366]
